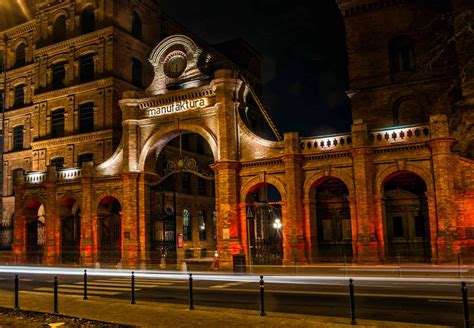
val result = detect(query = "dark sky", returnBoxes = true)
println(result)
[161,0,352,137]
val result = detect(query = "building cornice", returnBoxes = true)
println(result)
[33,77,115,102]
[31,129,114,149]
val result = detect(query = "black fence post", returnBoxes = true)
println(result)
[189,273,195,310]
[461,282,470,328]
[259,275,266,316]
[53,276,58,314]
[83,269,88,300]
[349,278,356,325]
[131,271,136,304]
[14,274,19,309]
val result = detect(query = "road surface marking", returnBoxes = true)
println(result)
[31,287,119,296]
[96,279,178,286]
[210,282,244,289]
[105,278,184,284]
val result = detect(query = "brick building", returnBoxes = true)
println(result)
[1,0,473,268]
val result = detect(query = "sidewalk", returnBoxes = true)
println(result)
[0,290,451,327]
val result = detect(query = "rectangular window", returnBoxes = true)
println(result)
[200,248,207,258]
[12,125,23,151]
[183,209,192,241]
[199,211,206,241]
[14,85,24,108]
[392,216,404,238]
[131,58,142,87]
[51,109,65,138]
[79,54,94,83]
[52,62,66,89]
[78,153,94,167]
[212,211,216,240]
[0,91,3,110]
[79,102,94,133]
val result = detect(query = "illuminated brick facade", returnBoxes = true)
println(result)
[3,0,474,267]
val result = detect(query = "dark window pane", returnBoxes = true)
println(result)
[0,92,3,110]
[12,126,23,151]
[51,157,64,168]
[52,62,66,89]
[199,211,206,241]
[81,9,95,34]
[14,85,24,108]
[78,153,94,167]
[184,249,193,259]
[79,102,94,133]
[79,54,94,83]
[392,216,404,238]
[15,44,26,68]
[414,216,426,238]
[183,209,192,241]
[389,36,415,74]
[200,248,207,258]
[131,12,142,40]
[53,16,67,42]
[51,109,65,138]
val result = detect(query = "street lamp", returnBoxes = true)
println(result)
[272,218,282,230]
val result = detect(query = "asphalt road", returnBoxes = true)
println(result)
[0,269,471,327]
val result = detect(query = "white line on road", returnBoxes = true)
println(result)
[29,288,119,296]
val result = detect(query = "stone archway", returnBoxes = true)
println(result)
[382,171,431,261]
[23,200,46,264]
[59,197,80,264]
[309,177,353,261]
[244,183,283,265]
[97,196,122,264]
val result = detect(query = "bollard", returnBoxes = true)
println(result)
[14,274,19,309]
[53,276,58,314]
[259,275,266,316]
[83,269,88,300]
[131,271,136,304]
[461,282,470,328]
[188,273,195,310]
[349,279,356,325]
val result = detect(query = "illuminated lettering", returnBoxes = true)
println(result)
[146,98,208,118]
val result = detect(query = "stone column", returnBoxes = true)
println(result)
[428,114,458,262]
[12,172,26,263]
[121,172,142,268]
[45,166,59,265]
[350,120,380,263]
[80,162,94,266]
[282,132,306,264]
[210,69,245,268]
[302,198,314,263]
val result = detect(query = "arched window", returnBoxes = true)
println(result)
[389,36,415,74]
[199,210,206,241]
[183,209,192,241]
[392,96,427,126]
[15,43,26,68]
[131,12,142,40]
[51,157,64,168]
[78,153,94,166]
[12,125,23,151]
[14,84,25,108]
[80,8,95,34]
[131,58,142,87]
[51,108,65,138]
[79,53,94,83]
[53,16,67,42]
[79,102,94,133]
[52,61,66,89]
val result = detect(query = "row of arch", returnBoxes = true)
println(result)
[20,169,431,264]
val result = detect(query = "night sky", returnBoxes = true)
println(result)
[3,0,352,137]
[161,0,352,137]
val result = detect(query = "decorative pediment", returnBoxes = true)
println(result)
[147,35,213,95]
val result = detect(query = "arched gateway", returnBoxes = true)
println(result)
[12,35,473,268]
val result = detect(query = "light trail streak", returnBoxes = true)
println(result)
[16,0,32,20]
[0,266,472,284]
